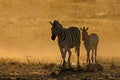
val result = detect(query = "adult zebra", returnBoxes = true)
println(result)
[80,27,99,64]
[49,20,81,68]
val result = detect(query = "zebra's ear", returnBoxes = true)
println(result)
[80,27,83,30]
[49,21,53,25]
[86,27,89,30]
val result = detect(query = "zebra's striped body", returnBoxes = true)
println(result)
[49,20,81,68]
[80,27,99,64]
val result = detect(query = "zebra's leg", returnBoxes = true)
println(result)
[87,50,90,64]
[95,48,97,64]
[59,47,67,68]
[91,48,94,63]
[68,49,72,68]
[76,47,80,67]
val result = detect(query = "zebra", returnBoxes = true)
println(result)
[80,27,99,64]
[49,20,81,68]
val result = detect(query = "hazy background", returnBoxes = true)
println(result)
[0,0,120,62]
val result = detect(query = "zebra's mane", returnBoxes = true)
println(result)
[53,20,63,29]
[58,23,63,28]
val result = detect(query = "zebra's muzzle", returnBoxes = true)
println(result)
[51,35,56,41]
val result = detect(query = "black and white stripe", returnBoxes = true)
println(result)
[49,20,81,68]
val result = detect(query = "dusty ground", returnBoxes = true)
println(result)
[0,58,120,80]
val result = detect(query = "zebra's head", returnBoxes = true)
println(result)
[80,27,89,41]
[49,20,63,41]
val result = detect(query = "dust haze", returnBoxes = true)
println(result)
[0,0,120,62]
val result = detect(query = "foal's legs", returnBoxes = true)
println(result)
[95,48,97,63]
[91,48,94,63]
[87,50,90,64]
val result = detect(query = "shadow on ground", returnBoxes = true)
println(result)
[50,64,103,80]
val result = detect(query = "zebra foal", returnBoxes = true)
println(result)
[80,27,99,64]
[49,20,81,68]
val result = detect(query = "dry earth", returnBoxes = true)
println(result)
[0,58,120,80]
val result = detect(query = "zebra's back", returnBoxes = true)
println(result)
[67,27,80,48]
[89,33,99,48]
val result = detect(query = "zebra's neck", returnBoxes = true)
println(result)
[84,34,90,42]
[58,28,66,44]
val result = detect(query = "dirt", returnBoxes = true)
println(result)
[0,58,120,80]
